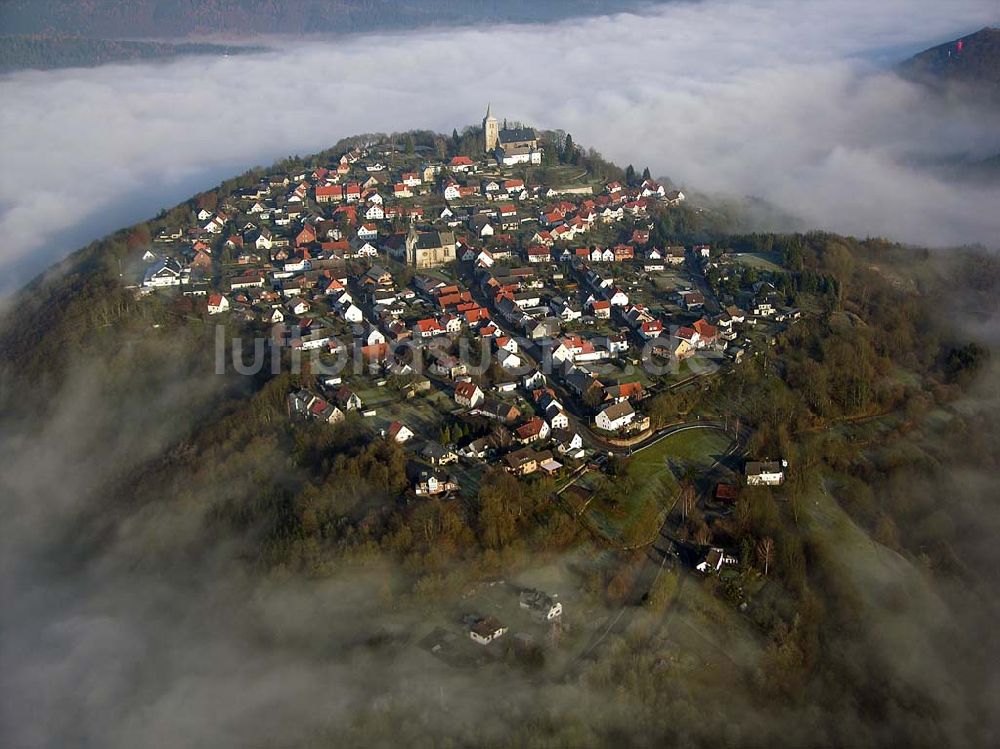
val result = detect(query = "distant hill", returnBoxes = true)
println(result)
[0,35,260,73]
[897,27,1000,184]
[0,0,670,40]
[898,26,1000,102]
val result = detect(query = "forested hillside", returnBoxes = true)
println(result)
[899,26,1000,102]
[0,0,668,39]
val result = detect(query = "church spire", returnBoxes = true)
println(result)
[482,103,499,153]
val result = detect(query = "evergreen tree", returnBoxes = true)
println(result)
[625,164,636,186]
[642,166,652,181]
[563,133,575,164]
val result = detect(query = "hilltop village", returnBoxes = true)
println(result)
[134,111,804,621]
[138,109,799,489]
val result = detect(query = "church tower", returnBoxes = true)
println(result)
[483,103,499,153]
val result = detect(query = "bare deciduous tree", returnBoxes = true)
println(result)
[757,536,775,577]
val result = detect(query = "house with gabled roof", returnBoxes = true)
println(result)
[590,299,611,319]
[515,417,550,445]
[692,318,719,347]
[207,293,230,315]
[335,386,364,411]
[142,257,183,288]
[639,320,665,340]
[505,447,539,476]
[594,400,635,432]
[477,399,521,424]
[469,615,507,645]
[413,318,445,338]
[385,421,414,443]
[603,381,645,403]
[454,381,485,408]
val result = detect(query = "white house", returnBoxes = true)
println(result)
[554,430,585,458]
[454,381,485,408]
[469,616,507,645]
[547,410,569,431]
[355,241,379,258]
[386,421,415,443]
[207,293,230,315]
[745,460,787,486]
[142,257,183,288]
[608,289,630,307]
[523,370,546,389]
[362,326,386,346]
[498,351,522,370]
[286,298,310,316]
[342,303,364,323]
[496,336,518,354]
[595,400,635,432]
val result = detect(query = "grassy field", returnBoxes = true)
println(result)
[586,427,733,544]
[651,272,687,293]
[628,427,732,494]
[730,252,785,272]
[359,384,458,437]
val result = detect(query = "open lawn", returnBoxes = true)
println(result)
[363,386,459,437]
[628,427,732,495]
[651,272,687,293]
[586,427,733,545]
[730,252,785,272]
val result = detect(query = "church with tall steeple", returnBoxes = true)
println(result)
[483,103,499,153]
[482,104,542,165]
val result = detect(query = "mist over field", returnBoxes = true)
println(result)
[1,0,999,292]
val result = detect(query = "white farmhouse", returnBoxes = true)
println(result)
[594,400,635,432]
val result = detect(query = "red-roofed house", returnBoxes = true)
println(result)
[386,421,414,443]
[526,245,551,263]
[692,318,718,346]
[316,184,344,203]
[414,318,445,338]
[454,381,485,408]
[515,417,550,444]
[207,293,230,315]
[640,320,664,339]
[590,300,611,319]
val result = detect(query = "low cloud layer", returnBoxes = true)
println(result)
[1,0,998,292]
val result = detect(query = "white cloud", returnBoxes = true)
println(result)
[0,0,998,292]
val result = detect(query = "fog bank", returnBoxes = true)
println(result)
[0,0,997,293]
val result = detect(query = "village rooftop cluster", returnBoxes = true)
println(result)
[134,108,800,510]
